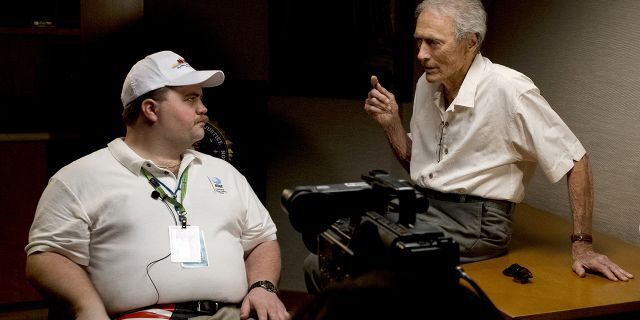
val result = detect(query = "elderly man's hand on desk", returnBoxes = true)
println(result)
[572,241,634,281]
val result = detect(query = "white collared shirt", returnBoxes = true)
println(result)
[26,138,277,314]
[410,54,585,203]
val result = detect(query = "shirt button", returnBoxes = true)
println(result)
[444,122,449,127]
[428,173,433,179]
[444,148,449,154]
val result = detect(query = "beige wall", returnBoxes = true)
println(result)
[269,0,640,291]
[481,0,640,246]
[265,96,410,291]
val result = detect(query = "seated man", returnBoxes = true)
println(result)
[25,50,289,320]
[363,0,631,279]
[305,0,632,293]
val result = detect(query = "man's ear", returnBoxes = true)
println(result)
[140,98,159,122]
[467,33,480,53]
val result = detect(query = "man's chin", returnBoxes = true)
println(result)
[423,69,439,80]
[192,130,205,143]
[424,74,441,83]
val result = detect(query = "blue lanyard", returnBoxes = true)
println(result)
[141,166,190,228]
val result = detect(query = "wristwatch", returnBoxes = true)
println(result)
[249,280,279,295]
[570,233,593,243]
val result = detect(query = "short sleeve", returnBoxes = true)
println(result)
[511,89,586,183]
[25,178,92,266]
[239,179,277,252]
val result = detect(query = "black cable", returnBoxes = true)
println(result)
[144,198,179,304]
[456,266,503,319]
[146,253,171,305]
[161,200,179,226]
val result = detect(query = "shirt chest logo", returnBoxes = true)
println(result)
[208,176,226,194]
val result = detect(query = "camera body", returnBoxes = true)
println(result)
[282,170,460,288]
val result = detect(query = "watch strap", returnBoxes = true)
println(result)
[249,280,279,295]
[570,233,593,243]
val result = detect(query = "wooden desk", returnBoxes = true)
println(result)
[462,203,640,320]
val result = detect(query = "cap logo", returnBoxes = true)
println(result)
[172,58,191,69]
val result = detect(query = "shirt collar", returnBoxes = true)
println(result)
[435,53,486,112]
[107,138,201,176]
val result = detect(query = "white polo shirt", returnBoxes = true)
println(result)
[26,138,277,315]
[410,54,585,203]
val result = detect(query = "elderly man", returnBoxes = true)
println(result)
[364,0,632,281]
[26,51,289,319]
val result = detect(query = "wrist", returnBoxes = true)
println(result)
[249,280,279,295]
[571,239,593,258]
[570,233,593,243]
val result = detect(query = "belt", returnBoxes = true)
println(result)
[415,186,512,209]
[112,300,238,320]
[174,300,238,315]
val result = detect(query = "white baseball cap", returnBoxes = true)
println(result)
[121,50,225,107]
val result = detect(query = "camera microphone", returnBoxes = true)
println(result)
[151,191,161,200]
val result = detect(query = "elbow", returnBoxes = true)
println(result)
[25,253,40,284]
[25,252,51,288]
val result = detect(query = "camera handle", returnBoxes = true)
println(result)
[361,170,416,227]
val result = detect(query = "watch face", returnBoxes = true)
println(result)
[252,280,278,294]
[263,281,277,291]
[194,121,233,162]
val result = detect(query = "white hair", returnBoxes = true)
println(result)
[415,0,487,50]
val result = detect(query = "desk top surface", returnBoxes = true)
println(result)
[462,203,640,319]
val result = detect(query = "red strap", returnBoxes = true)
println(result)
[114,304,176,319]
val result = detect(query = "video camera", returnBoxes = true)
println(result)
[281,170,460,288]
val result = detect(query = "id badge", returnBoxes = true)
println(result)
[168,226,202,263]
[182,230,210,268]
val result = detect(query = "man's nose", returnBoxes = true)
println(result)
[197,101,208,114]
[417,42,431,61]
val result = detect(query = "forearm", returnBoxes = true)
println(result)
[566,154,633,281]
[383,120,412,172]
[26,251,108,319]
[566,154,593,236]
[244,240,282,286]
